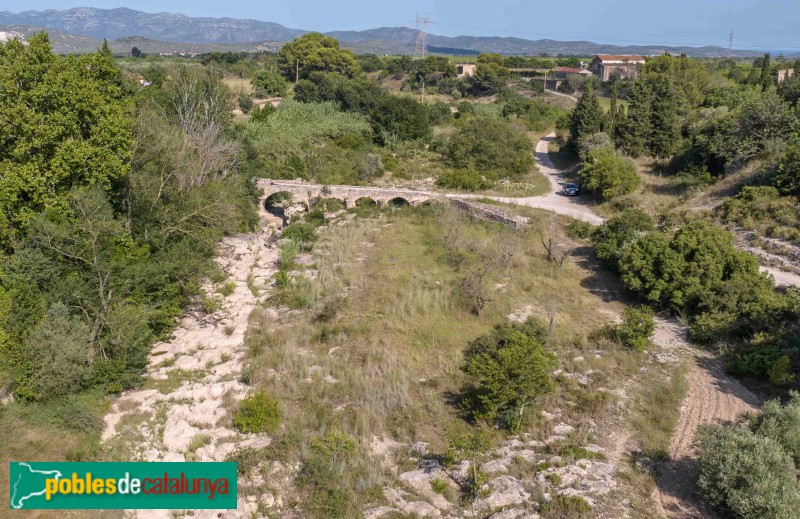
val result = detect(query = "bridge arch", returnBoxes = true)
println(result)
[354,196,378,208]
[388,197,410,207]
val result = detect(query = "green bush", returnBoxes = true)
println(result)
[251,69,289,97]
[17,303,92,401]
[283,222,318,246]
[437,169,492,191]
[726,347,783,379]
[238,94,254,113]
[614,305,656,351]
[752,393,800,465]
[768,356,795,386]
[234,391,282,434]
[298,431,361,519]
[446,117,533,179]
[580,148,640,200]
[430,477,448,494]
[462,319,557,430]
[698,424,800,519]
[591,209,656,271]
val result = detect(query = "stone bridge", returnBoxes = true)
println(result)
[258,179,438,210]
[257,179,530,229]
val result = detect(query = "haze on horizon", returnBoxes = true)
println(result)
[7,0,800,52]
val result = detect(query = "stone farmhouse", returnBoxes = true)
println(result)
[590,55,645,81]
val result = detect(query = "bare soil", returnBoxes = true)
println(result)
[650,320,761,519]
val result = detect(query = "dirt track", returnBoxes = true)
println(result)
[457,134,605,225]
[650,320,761,519]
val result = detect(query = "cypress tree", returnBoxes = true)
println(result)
[761,52,772,90]
[648,75,680,158]
[617,80,652,157]
[607,83,619,136]
[568,81,603,148]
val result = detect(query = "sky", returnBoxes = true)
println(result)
[7,0,800,51]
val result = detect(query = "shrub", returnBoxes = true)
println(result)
[283,222,318,246]
[565,220,594,239]
[462,319,557,430]
[768,355,795,386]
[238,94,253,113]
[234,391,282,433]
[676,163,714,192]
[18,302,92,400]
[540,494,592,519]
[446,117,533,179]
[298,431,361,519]
[580,148,640,200]
[614,305,655,351]
[437,169,492,191]
[251,69,289,97]
[591,209,656,270]
[697,425,800,519]
[430,477,448,494]
[577,132,614,160]
[752,393,800,465]
[726,347,783,379]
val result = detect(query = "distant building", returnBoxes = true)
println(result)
[136,76,152,87]
[553,67,593,80]
[456,64,476,78]
[778,69,795,83]
[590,55,645,81]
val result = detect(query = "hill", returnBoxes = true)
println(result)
[0,7,763,57]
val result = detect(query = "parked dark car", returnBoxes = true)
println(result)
[562,182,581,196]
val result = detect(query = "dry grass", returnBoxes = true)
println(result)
[222,77,253,96]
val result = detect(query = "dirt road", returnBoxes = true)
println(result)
[454,133,606,225]
[650,320,761,519]
[480,135,800,288]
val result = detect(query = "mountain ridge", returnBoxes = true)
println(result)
[0,7,765,57]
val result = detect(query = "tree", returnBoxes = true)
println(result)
[278,33,359,81]
[26,189,129,358]
[462,319,557,430]
[251,69,288,97]
[569,81,604,148]
[446,117,533,179]
[616,80,652,156]
[580,148,640,200]
[772,145,800,195]
[761,52,773,90]
[131,46,143,58]
[0,33,131,251]
[577,132,614,160]
[648,74,681,157]
[470,53,509,96]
